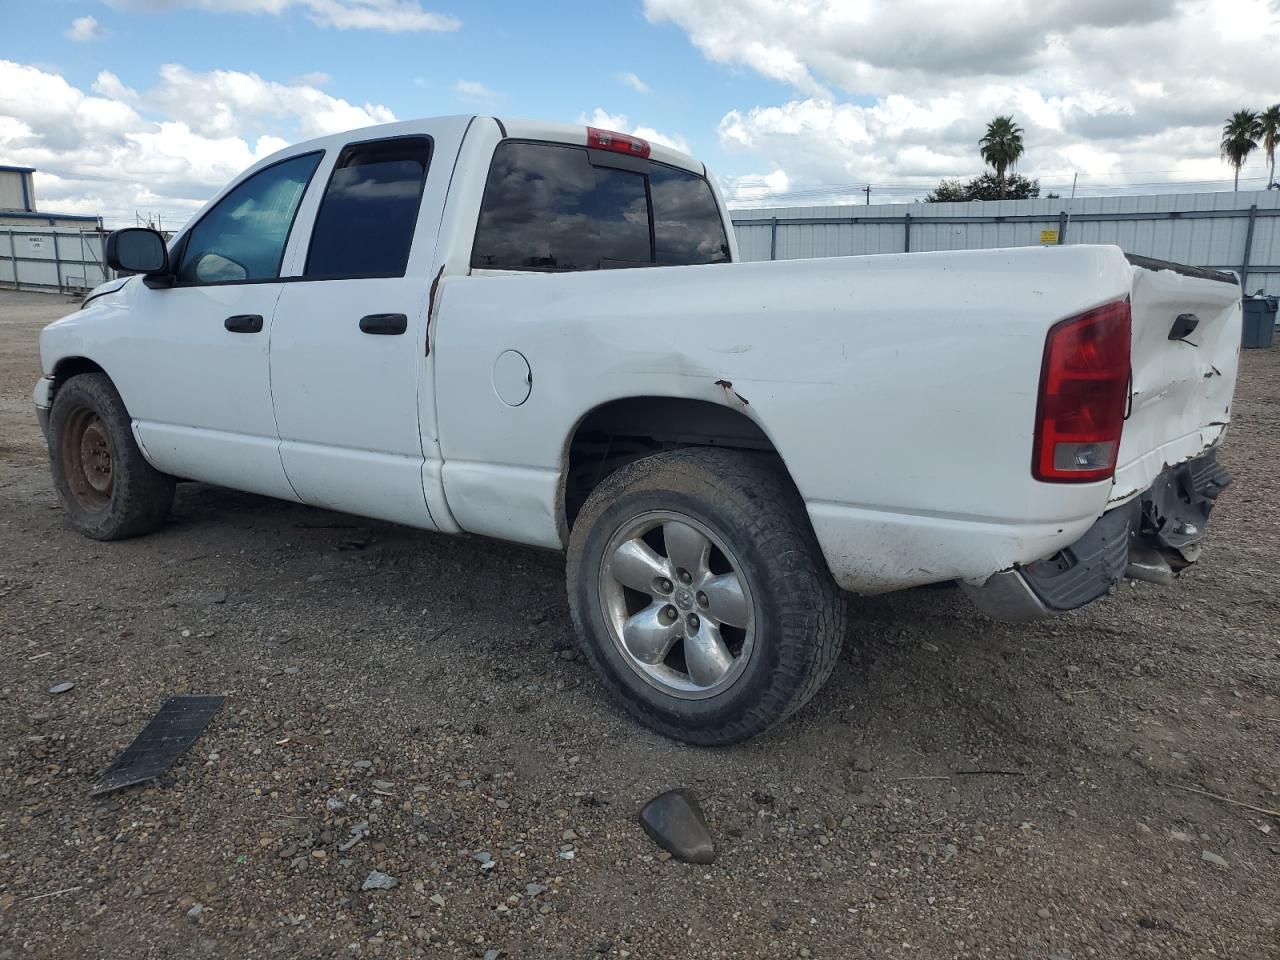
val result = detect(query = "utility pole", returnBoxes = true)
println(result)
[863,185,871,205]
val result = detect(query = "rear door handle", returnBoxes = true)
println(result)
[359,313,408,336]
[224,314,263,333]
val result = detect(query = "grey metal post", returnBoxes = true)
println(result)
[8,230,18,291]
[769,217,778,261]
[1057,210,1067,245]
[52,230,63,294]
[904,212,912,252]
[1241,204,1258,294]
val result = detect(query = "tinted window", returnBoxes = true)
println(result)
[305,137,432,278]
[650,164,731,266]
[472,141,651,271]
[178,152,320,284]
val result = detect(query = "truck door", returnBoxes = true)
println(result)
[267,119,467,529]
[125,151,322,501]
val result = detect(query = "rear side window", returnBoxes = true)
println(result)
[177,152,320,284]
[471,141,729,272]
[650,164,730,266]
[305,137,432,278]
[471,141,650,271]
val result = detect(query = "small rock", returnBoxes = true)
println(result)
[849,751,874,773]
[561,829,578,842]
[353,760,373,770]
[186,903,204,919]
[361,871,398,891]
[429,893,445,907]
[639,789,716,865]
[525,883,547,897]
[1099,918,1117,934]
[371,780,394,791]
[483,951,500,960]
[921,641,939,653]
[1200,850,1229,868]
[48,682,74,695]
[1037,907,1052,920]
[472,851,492,864]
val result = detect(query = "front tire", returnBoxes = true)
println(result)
[48,372,175,540]
[566,448,846,745]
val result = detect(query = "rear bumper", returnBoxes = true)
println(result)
[963,449,1230,621]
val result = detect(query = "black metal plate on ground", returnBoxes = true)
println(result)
[91,695,224,796]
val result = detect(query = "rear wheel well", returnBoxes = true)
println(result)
[563,396,786,531]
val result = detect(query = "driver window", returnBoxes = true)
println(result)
[178,152,321,284]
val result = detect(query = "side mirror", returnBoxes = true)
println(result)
[105,228,170,277]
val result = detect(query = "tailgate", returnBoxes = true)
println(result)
[1112,255,1241,504]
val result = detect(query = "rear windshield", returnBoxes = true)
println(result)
[471,140,730,272]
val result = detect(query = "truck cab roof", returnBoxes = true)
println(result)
[270,115,705,177]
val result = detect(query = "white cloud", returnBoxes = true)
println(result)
[67,15,107,42]
[618,72,650,94]
[104,0,459,32]
[91,71,138,101]
[583,108,691,154]
[453,79,500,103]
[646,0,1280,202]
[0,59,397,226]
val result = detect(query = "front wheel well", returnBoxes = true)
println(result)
[51,357,108,391]
[563,396,790,532]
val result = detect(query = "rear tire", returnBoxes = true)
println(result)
[48,373,175,540]
[566,448,846,745]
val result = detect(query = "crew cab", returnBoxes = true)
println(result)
[34,116,1241,744]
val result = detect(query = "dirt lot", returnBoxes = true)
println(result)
[0,288,1277,960]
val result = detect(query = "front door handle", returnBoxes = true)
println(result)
[359,313,408,336]
[224,314,263,333]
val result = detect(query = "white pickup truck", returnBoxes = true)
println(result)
[34,116,1241,744]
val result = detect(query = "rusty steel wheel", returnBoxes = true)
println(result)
[48,372,174,541]
[59,406,115,512]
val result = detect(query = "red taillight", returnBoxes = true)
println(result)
[586,126,651,159]
[1032,298,1131,483]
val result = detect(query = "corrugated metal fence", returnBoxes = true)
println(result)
[731,188,1280,298]
[0,227,111,294]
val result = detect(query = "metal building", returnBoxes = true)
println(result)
[1,164,107,293]
[732,188,1280,297]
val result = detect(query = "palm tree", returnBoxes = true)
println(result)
[1259,104,1280,187]
[979,116,1025,199]
[1221,109,1263,190]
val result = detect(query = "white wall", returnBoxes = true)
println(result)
[0,227,109,291]
[0,170,33,213]
[732,188,1280,297]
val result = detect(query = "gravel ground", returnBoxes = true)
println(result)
[1,288,1277,960]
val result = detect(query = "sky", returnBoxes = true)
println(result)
[2,0,1279,227]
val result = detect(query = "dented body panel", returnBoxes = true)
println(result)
[1110,261,1241,505]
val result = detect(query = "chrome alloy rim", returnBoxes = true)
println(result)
[598,510,756,700]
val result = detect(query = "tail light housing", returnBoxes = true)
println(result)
[1032,298,1131,483]
[586,126,651,159]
